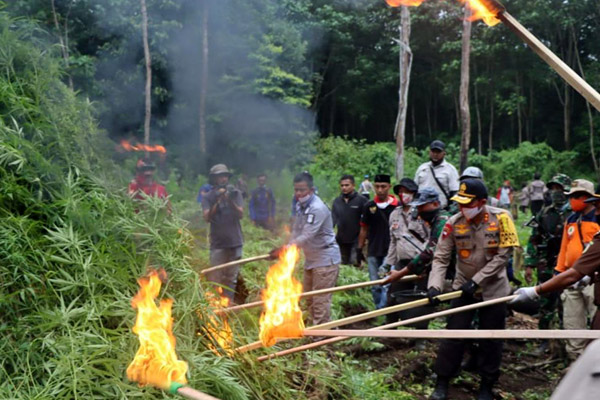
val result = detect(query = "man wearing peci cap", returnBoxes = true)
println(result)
[415,140,460,210]
[427,179,520,400]
[378,178,427,310]
[202,164,245,303]
[549,178,598,360]
[358,174,399,308]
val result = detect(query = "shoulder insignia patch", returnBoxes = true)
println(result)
[307,214,315,224]
[498,213,519,247]
[442,223,453,240]
[567,225,575,238]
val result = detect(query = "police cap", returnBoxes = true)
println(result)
[451,179,488,205]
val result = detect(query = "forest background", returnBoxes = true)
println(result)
[2,0,600,399]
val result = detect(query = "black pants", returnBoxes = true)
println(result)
[386,260,431,328]
[530,200,544,216]
[338,242,358,265]
[434,297,507,383]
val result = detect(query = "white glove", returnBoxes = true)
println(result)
[509,287,540,305]
[571,275,592,290]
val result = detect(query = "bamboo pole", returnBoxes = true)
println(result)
[236,290,462,353]
[176,386,222,400]
[200,254,270,275]
[258,294,515,361]
[218,275,421,314]
[493,9,600,112]
[303,329,600,340]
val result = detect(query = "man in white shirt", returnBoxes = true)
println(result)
[414,140,460,210]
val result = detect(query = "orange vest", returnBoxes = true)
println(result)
[555,210,599,273]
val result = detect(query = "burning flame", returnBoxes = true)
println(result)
[385,0,425,6]
[204,287,233,355]
[460,0,502,27]
[127,269,188,389]
[259,245,304,346]
[384,0,502,27]
[121,139,167,154]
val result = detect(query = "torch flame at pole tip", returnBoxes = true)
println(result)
[127,269,188,389]
[385,0,426,6]
[259,245,305,347]
[459,0,504,26]
[120,139,167,154]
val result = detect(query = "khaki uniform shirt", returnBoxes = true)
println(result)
[385,207,428,265]
[428,206,519,300]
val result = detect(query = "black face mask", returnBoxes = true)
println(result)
[419,209,440,223]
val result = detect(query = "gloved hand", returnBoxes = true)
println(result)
[571,275,592,290]
[460,280,478,299]
[427,287,442,306]
[509,286,540,305]
[268,246,286,260]
[356,247,365,265]
[378,264,391,279]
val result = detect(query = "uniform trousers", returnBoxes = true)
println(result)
[206,246,243,302]
[435,297,507,383]
[561,284,597,359]
[303,264,340,325]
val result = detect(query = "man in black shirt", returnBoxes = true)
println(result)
[332,174,368,267]
[201,164,244,302]
[358,174,399,308]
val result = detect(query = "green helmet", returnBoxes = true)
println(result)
[547,174,571,191]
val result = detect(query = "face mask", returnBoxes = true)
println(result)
[570,198,588,212]
[551,191,567,207]
[462,206,483,220]
[419,209,439,223]
[298,193,312,204]
[401,193,413,206]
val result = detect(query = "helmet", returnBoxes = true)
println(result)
[209,164,232,177]
[547,174,571,191]
[136,158,156,172]
[460,166,484,181]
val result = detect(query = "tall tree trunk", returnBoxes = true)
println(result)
[393,7,413,180]
[516,73,522,144]
[199,0,209,155]
[488,96,494,153]
[50,0,73,89]
[140,0,152,149]
[459,8,472,173]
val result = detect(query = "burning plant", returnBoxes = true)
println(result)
[120,139,167,154]
[203,287,234,355]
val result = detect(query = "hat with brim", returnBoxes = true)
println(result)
[584,184,600,203]
[209,163,233,177]
[393,178,418,195]
[564,179,594,197]
[410,187,439,206]
[451,179,488,205]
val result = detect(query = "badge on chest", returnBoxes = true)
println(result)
[306,213,315,224]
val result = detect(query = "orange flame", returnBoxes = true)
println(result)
[204,287,233,355]
[121,139,167,154]
[385,0,425,6]
[127,269,188,389]
[259,245,305,346]
[460,0,502,26]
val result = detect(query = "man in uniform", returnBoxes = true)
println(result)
[523,174,571,350]
[359,174,374,199]
[383,187,449,328]
[358,174,399,308]
[202,164,245,302]
[332,174,368,267]
[414,140,460,210]
[528,172,547,215]
[249,174,276,230]
[427,179,520,400]
[379,178,426,311]
[274,172,341,326]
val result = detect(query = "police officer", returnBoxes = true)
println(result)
[523,174,571,350]
[427,179,520,400]
[272,172,341,326]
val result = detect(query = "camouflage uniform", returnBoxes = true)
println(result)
[524,174,571,329]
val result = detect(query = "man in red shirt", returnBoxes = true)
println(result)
[128,159,168,201]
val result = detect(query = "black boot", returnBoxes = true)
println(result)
[429,377,449,400]
[477,379,495,400]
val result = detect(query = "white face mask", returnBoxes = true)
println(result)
[297,193,312,204]
[462,206,483,220]
[401,193,413,205]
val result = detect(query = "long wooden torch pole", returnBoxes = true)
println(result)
[169,384,221,400]
[200,254,271,275]
[236,290,463,353]
[303,329,600,340]
[257,293,515,361]
[494,9,600,111]
[218,275,421,314]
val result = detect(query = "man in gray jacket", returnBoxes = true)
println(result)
[272,172,341,325]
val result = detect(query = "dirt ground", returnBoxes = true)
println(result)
[339,312,570,399]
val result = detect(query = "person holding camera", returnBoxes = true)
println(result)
[202,164,245,302]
